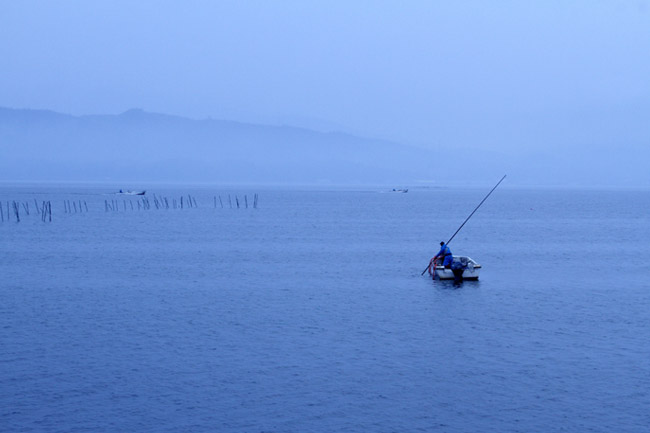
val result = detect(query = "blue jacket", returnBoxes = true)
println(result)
[436,244,451,258]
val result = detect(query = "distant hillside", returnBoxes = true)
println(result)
[0,107,509,185]
[1,106,650,187]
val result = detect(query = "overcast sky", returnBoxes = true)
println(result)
[1,0,649,155]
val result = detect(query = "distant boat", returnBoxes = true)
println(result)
[391,188,408,193]
[117,190,146,195]
[428,255,481,280]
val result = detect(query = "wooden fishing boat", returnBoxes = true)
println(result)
[428,255,481,280]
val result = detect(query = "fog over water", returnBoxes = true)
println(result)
[1,1,649,187]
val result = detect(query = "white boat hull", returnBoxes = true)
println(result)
[434,265,481,280]
[117,190,146,195]
[431,256,481,280]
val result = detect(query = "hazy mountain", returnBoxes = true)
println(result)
[0,107,508,186]
[2,106,646,187]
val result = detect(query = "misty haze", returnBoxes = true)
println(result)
[2,2,650,433]
[1,2,649,187]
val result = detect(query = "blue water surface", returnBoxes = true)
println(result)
[2,185,649,432]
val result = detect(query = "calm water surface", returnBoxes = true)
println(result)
[2,185,649,432]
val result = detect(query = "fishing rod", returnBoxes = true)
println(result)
[421,174,507,276]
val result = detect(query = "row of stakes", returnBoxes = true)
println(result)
[1,200,52,223]
[1,194,259,223]
[105,194,258,211]
[105,194,198,211]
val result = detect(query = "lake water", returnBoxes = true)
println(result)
[2,185,649,432]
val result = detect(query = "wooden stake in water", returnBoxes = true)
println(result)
[13,201,20,222]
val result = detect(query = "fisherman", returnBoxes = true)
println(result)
[435,241,453,268]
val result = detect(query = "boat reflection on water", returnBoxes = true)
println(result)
[435,276,482,289]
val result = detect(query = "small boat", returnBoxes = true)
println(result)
[391,188,408,193]
[117,190,146,195]
[429,255,481,280]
